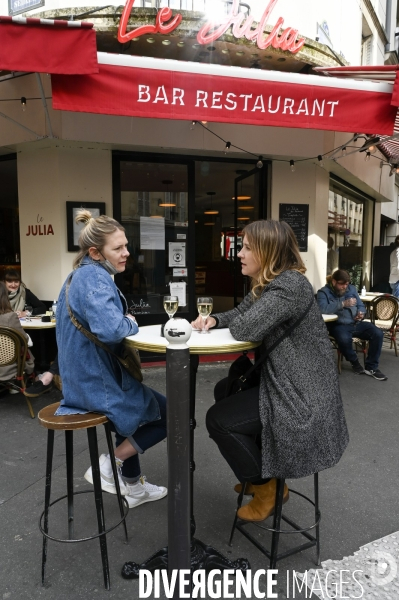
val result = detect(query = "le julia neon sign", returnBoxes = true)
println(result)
[118,0,306,54]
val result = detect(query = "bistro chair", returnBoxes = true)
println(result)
[229,475,321,569]
[370,295,399,356]
[328,335,342,374]
[38,402,129,590]
[0,326,35,418]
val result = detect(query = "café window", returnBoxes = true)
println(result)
[0,154,20,281]
[327,177,373,289]
[113,159,191,322]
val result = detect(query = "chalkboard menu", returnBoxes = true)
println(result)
[279,204,309,252]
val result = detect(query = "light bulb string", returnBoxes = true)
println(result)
[191,120,395,170]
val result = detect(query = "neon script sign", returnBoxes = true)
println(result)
[118,0,306,54]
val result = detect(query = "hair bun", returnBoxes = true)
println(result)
[74,209,93,226]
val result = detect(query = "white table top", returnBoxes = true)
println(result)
[20,318,56,330]
[322,314,338,322]
[125,324,260,355]
[359,293,383,302]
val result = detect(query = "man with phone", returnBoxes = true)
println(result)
[317,269,387,380]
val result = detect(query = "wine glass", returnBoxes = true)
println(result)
[163,295,179,320]
[197,297,213,334]
[24,304,33,321]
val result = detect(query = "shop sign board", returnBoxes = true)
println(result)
[9,0,44,16]
[118,0,305,54]
[279,204,309,252]
[52,55,398,135]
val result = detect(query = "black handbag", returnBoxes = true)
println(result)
[66,275,143,383]
[224,295,314,397]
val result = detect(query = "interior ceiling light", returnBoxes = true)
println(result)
[204,191,219,215]
[232,195,251,201]
[158,180,176,207]
[237,217,250,221]
[238,206,254,210]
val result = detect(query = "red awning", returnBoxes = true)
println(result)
[52,54,398,134]
[315,65,399,163]
[0,17,98,75]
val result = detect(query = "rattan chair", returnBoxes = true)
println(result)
[370,295,399,356]
[0,326,35,418]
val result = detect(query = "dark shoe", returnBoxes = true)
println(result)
[364,369,387,381]
[351,360,365,374]
[23,380,52,397]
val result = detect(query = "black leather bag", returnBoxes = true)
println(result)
[223,295,315,398]
[225,351,261,396]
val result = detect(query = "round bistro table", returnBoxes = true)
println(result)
[123,324,260,580]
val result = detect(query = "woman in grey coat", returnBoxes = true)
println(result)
[192,220,349,522]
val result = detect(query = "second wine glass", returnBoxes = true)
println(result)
[163,295,179,320]
[197,297,213,334]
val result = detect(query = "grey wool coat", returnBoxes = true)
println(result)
[213,270,349,479]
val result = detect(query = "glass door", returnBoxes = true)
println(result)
[233,167,264,305]
[113,156,195,326]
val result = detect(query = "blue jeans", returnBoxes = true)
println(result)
[114,389,167,482]
[328,321,384,371]
[391,282,399,299]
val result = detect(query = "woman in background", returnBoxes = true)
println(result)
[0,281,35,387]
[3,269,46,317]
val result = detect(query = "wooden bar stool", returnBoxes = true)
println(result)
[229,475,321,569]
[38,402,129,590]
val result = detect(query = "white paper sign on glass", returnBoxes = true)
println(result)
[169,281,187,307]
[140,216,165,250]
[169,242,186,267]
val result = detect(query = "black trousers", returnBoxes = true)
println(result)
[206,378,268,485]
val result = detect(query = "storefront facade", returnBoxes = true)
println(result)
[0,0,397,325]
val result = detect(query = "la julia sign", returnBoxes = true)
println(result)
[118,0,306,54]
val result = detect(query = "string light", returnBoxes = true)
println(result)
[188,121,394,172]
[21,97,26,112]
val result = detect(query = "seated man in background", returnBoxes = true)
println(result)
[317,269,387,381]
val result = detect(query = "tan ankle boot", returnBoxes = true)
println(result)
[234,482,255,496]
[237,478,289,522]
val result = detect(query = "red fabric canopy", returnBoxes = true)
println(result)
[52,55,397,134]
[0,17,98,75]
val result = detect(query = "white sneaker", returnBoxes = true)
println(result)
[84,453,128,495]
[125,476,167,509]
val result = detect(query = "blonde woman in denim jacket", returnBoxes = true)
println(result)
[56,210,167,509]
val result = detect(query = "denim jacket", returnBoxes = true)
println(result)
[55,256,160,438]
[316,283,365,326]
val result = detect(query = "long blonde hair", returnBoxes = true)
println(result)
[242,220,306,298]
[73,209,125,269]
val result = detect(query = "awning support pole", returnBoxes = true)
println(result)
[36,73,55,139]
[0,110,44,140]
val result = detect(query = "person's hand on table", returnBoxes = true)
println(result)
[191,315,216,331]
[126,314,137,323]
[16,310,28,318]
[342,297,357,308]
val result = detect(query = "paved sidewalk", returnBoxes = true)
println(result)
[0,345,398,599]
